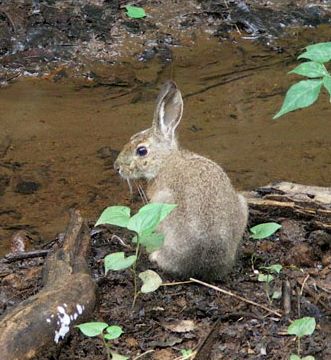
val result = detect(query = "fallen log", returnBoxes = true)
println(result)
[244,181,331,230]
[0,210,96,360]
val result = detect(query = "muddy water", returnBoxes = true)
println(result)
[1,31,331,255]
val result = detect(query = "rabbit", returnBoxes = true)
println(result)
[114,80,248,281]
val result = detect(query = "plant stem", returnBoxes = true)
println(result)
[297,337,301,356]
[100,335,111,360]
[131,234,141,309]
[265,282,271,304]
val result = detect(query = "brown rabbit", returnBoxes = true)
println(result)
[114,81,248,280]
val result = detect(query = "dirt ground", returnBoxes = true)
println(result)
[1,197,330,359]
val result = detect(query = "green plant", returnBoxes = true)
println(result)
[289,355,315,360]
[96,203,176,305]
[258,263,283,303]
[274,42,331,119]
[180,348,193,359]
[288,317,316,359]
[76,322,127,360]
[250,222,282,240]
[125,5,146,19]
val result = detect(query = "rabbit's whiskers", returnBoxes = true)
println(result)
[136,182,148,204]
[126,178,133,196]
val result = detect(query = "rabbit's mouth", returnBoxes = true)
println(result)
[116,166,140,180]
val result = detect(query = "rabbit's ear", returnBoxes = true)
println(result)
[153,81,183,142]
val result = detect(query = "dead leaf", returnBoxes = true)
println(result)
[163,319,196,333]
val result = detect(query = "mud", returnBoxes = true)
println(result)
[0,1,330,80]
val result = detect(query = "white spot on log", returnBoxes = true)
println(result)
[47,303,86,344]
[76,304,84,314]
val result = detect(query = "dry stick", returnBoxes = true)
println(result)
[4,249,49,262]
[296,278,331,314]
[282,280,292,315]
[190,278,282,317]
[132,349,155,359]
[299,274,310,296]
[161,280,194,286]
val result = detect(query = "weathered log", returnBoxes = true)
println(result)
[244,182,331,230]
[0,210,96,360]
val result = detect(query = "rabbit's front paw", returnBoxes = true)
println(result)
[149,250,161,263]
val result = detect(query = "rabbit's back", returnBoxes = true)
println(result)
[147,150,247,280]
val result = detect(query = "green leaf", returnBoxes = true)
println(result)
[110,351,129,360]
[250,222,282,240]
[288,317,316,338]
[180,349,193,358]
[127,203,176,236]
[272,290,282,299]
[260,264,283,274]
[104,252,137,272]
[125,5,146,19]
[289,62,328,78]
[290,355,301,360]
[104,325,123,340]
[139,232,165,253]
[323,75,331,101]
[95,206,131,228]
[258,273,274,283]
[76,322,108,337]
[290,355,315,360]
[273,79,323,119]
[139,269,163,293]
[298,42,331,63]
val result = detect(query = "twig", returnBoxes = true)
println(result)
[161,280,194,286]
[282,280,292,315]
[194,317,222,360]
[299,274,309,296]
[190,278,282,317]
[296,278,331,313]
[4,249,49,263]
[111,234,130,248]
[132,349,155,359]
[173,351,196,360]
[0,9,16,32]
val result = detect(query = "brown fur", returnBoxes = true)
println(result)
[114,81,248,280]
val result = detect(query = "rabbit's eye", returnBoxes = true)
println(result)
[136,146,148,157]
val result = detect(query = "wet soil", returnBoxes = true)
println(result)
[0,0,330,79]
[1,208,330,359]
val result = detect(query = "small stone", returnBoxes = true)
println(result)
[10,230,32,253]
[15,181,40,194]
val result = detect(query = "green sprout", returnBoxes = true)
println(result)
[96,203,176,305]
[258,263,283,303]
[76,322,127,360]
[288,317,316,359]
[125,5,146,19]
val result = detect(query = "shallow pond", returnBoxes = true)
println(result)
[0,28,330,255]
